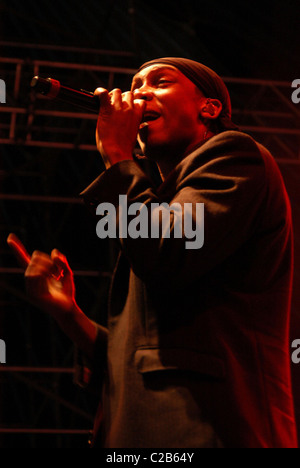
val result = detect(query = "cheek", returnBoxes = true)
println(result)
[162,95,199,123]
[170,109,199,135]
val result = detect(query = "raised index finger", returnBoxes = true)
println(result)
[7,233,31,269]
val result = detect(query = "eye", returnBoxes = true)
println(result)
[157,78,172,87]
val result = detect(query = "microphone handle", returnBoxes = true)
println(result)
[30,76,100,113]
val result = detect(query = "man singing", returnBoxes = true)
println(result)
[23,58,298,448]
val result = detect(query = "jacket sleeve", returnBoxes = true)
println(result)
[74,321,108,394]
[80,131,268,289]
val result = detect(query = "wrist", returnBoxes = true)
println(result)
[99,146,134,167]
[50,299,79,324]
[110,152,134,165]
[50,302,98,359]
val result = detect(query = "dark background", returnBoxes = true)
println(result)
[0,0,300,447]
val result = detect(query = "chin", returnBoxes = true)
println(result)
[140,143,164,161]
[138,127,167,154]
[138,138,168,161]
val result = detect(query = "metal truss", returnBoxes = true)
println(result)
[0,44,128,448]
[0,49,299,163]
[0,42,300,447]
[225,76,300,163]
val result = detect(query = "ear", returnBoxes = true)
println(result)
[199,98,223,120]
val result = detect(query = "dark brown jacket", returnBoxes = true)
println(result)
[80,131,298,448]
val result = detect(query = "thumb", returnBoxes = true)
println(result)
[51,249,73,280]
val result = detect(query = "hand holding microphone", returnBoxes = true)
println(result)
[94,87,146,168]
[31,76,146,169]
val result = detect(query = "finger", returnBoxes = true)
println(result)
[51,249,73,279]
[122,91,134,109]
[122,92,146,120]
[132,98,147,126]
[94,87,110,107]
[25,252,54,299]
[25,250,55,277]
[94,87,108,98]
[7,233,31,269]
[31,250,52,264]
[109,88,122,110]
[134,97,147,115]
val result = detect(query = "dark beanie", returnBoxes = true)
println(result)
[137,57,239,131]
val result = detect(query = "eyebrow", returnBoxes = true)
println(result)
[131,66,178,90]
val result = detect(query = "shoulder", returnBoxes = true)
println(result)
[182,130,283,181]
[196,131,280,174]
[206,131,284,182]
[197,131,264,158]
[170,131,267,185]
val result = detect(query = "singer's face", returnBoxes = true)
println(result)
[131,64,205,160]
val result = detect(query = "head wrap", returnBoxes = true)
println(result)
[137,57,239,132]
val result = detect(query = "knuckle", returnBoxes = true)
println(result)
[31,250,41,257]
[94,87,108,95]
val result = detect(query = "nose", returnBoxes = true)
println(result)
[133,86,153,101]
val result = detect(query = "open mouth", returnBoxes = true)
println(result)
[141,111,161,124]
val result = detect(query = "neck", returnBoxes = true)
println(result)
[155,130,215,180]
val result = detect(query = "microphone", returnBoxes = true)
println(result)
[30,76,100,113]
